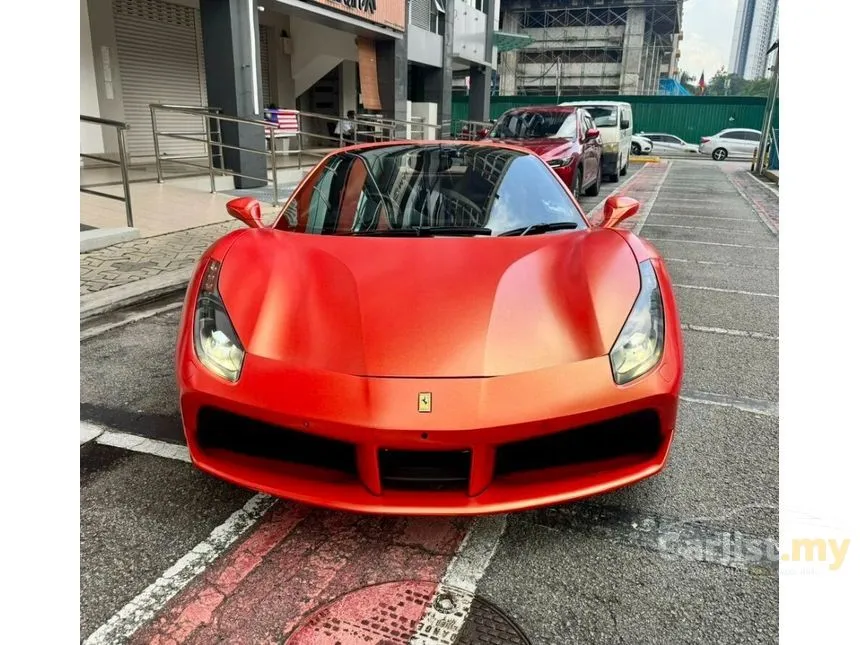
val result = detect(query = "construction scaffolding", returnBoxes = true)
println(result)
[494,0,683,97]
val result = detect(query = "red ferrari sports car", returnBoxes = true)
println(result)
[176,140,683,515]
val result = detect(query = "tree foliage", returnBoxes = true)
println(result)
[704,66,776,97]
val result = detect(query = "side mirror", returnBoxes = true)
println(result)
[585,127,600,141]
[226,196,264,228]
[620,119,630,130]
[601,195,640,228]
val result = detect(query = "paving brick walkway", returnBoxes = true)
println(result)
[722,164,779,233]
[81,220,246,295]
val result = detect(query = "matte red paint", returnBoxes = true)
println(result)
[179,140,684,515]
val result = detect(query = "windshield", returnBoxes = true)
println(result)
[276,144,587,237]
[580,106,618,128]
[488,111,577,140]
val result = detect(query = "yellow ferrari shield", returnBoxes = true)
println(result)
[418,392,432,413]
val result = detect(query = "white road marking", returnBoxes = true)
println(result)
[681,390,779,417]
[674,283,778,298]
[633,160,672,235]
[83,494,275,645]
[80,421,106,445]
[96,430,192,462]
[585,162,654,220]
[646,222,759,233]
[648,213,755,222]
[649,237,777,250]
[656,195,738,203]
[664,257,778,271]
[410,515,508,644]
[80,301,184,341]
[80,422,192,462]
[682,323,778,341]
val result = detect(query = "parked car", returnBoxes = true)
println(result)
[698,128,762,161]
[631,135,653,156]
[177,140,683,515]
[559,101,633,182]
[637,132,698,155]
[485,106,603,198]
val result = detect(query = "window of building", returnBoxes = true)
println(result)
[431,0,446,35]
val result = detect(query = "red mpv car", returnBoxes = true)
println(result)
[484,106,603,198]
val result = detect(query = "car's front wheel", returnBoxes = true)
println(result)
[631,142,641,155]
[712,148,728,161]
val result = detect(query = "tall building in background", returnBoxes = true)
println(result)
[729,0,779,80]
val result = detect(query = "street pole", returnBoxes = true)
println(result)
[556,57,561,101]
[754,43,779,175]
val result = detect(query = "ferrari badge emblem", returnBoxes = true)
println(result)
[418,392,432,413]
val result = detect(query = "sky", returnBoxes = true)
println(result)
[678,0,739,81]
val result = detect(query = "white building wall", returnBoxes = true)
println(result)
[290,15,358,97]
[81,0,105,154]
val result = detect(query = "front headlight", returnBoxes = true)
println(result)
[193,260,245,382]
[609,260,665,385]
[548,157,573,168]
[604,142,619,153]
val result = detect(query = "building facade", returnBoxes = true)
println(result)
[494,0,683,96]
[80,0,498,175]
[729,0,778,80]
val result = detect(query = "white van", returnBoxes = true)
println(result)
[558,101,633,182]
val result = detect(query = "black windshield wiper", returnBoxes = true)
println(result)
[353,226,492,237]
[498,222,580,236]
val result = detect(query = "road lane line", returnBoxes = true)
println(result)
[681,323,778,341]
[632,160,672,235]
[81,423,192,462]
[646,222,761,233]
[681,390,779,417]
[648,213,756,222]
[410,515,508,644]
[648,237,777,250]
[665,257,778,270]
[83,494,277,645]
[584,161,651,220]
[80,421,106,445]
[674,283,778,298]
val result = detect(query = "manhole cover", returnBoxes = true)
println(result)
[285,580,531,644]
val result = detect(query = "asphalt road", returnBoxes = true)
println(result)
[80,159,779,644]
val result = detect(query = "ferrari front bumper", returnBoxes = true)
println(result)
[177,343,682,515]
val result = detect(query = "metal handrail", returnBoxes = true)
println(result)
[456,119,495,141]
[80,114,133,228]
[149,104,452,206]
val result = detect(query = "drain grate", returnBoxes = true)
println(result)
[286,580,531,645]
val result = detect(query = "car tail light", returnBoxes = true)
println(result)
[700,137,710,144]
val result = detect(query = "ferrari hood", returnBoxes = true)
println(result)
[217,229,641,378]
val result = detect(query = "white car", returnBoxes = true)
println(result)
[631,135,652,155]
[698,128,762,161]
[638,132,698,155]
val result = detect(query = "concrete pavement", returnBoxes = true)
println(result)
[80,159,779,644]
